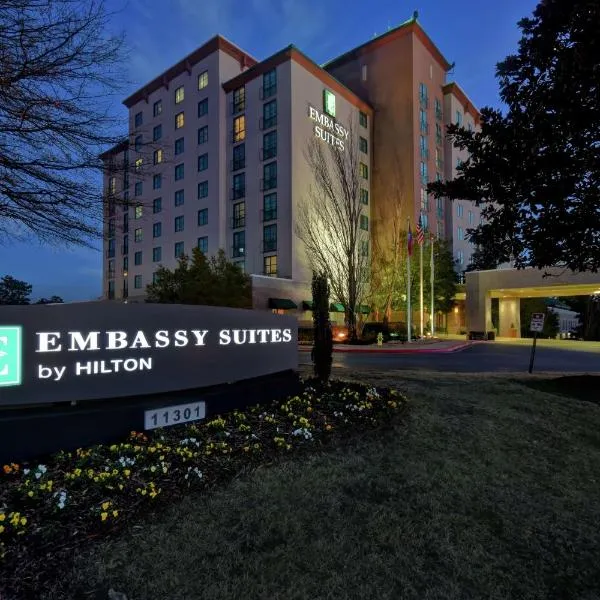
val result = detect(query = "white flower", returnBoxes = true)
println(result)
[54,490,68,509]
[23,469,30,476]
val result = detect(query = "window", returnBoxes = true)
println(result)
[197,98,208,118]
[153,247,162,262]
[436,172,442,182]
[359,136,368,154]
[107,197,116,216]
[174,163,184,181]
[198,70,208,90]
[233,86,245,113]
[457,203,464,217]
[108,176,116,193]
[197,181,208,199]
[198,208,208,226]
[134,251,142,266]
[435,148,443,170]
[134,204,143,219]
[134,135,142,151]
[419,109,428,133]
[360,189,369,205]
[122,236,129,255]
[419,82,428,106]
[264,255,277,276]
[198,153,208,171]
[437,220,443,238]
[175,85,184,104]
[457,227,464,241]
[233,116,245,142]
[108,219,115,237]
[360,215,369,231]
[134,275,142,289]
[233,231,245,258]
[123,213,129,233]
[420,161,428,184]
[457,250,464,265]
[435,123,443,146]
[468,210,473,225]
[175,215,185,232]
[263,193,277,221]
[262,68,277,98]
[262,162,277,190]
[174,189,184,206]
[134,228,143,242]
[134,111,143,127]
[359,162,368,180]
[233,202,245,228]
[153,149,163,165]
[233,143,245,170]
[175,112,184,129]
[361,64,367,82]
[262,131,277,160]
[108,278,115,300]
[434,98,442,120]
[467,122,473,132]
[153,197,162,214]
[198,236,208,254]
[174,241,184,258]
[153,100,162,117]
[456,110,463,126]
[175,137,185,155]
[107,239,116,258]
[134,158,143,172]
[123,255,128,271]
[420,188,429,211]
[263,224,277,252]
[262,100,277,129]
[153,174,162,190]
[232,173,245,199]
[153,124,162,141]
[123,176,129,192]
[359,111,367,127]
[134,182,142,196]
[419,135,428,159]
[360,240,369,257]
[153,222,162,238]
[108,259,115,278]
[198,125,208,144]
[422,213,429,230]
[436,196,443,218]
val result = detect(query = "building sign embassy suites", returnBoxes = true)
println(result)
[308,89,349,151]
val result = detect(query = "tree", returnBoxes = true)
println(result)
[296,122,369,342]
[36,295,64,304]
[0,0,126,246]
[311,272,333,382]
[145,248,252,308]
[563,295,600,340]
[429,0,600,272]
[0,275,32,304]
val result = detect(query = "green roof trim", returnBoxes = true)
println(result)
[302,300,314,310]
[268,298,298,310]
[330,303,345,313]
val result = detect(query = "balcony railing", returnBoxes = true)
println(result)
[263,240,277,252]
[260,146,277,161]
[230,187,245,200]
[260,115,277,130]
[232,217,245,229]
[262,209,277,222]
[260,178,277,191]
[260,84,277,100]
[230,158,246,171]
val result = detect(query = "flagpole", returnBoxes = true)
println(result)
[407,218,412,343]
[419,228,424,338]
[430,234,435,337]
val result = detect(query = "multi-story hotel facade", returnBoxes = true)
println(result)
[101,14,479,320]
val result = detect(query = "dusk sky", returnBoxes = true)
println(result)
[0,0,538,302]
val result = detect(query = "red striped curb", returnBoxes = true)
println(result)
[298,342,474,355]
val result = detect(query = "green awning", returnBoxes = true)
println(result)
[302,300,314,310]
[268,298,297,310]
[358,304,371,314]
[329,302,345,313]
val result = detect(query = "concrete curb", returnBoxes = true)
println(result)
[298,341,475,355]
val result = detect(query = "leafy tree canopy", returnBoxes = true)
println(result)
[145,248,252,309]
[429,0,600,272]
[0,275,32,305]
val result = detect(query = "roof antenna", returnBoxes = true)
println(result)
[413,10,419,21]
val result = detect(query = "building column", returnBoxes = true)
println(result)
[498,297,521,338]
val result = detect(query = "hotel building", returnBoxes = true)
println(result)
[101,14,479,318]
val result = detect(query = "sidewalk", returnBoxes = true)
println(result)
[299,338,474,354]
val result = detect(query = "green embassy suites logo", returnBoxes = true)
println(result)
[0,326,23,387]
[323,89,336,118]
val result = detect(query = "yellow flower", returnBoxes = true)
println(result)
[118,484,124,490]
[27,491,34,497]
[101,502,110,511]
[100,512,108,521]
[123,469,131,477]
[112,510,119,518]
[326,424,332,431]
[20,517,27,526]
[0,513,4,522]
[0,525,4,534]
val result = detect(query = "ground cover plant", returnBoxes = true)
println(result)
[0,379,405,599]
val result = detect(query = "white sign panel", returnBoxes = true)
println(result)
[530,313,545,332]
[144,401,206,430]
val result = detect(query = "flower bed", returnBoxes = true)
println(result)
[0,379,406,598]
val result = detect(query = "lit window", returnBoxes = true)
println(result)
[175,112,184,129]
[135,158,143,172]
[153,149,162,165]
[175,85,184,104]
[153,197,162,214]
[264,254,277,276]
[153,174,161,190]
[175,163,184,181]
[152,247,162,262]
[198,70,208,90]
[197,98,208,117]
[153,100,162,117]
[198,125,208,145]
[153,125,162,141]
[175,215,185,232]
[134,111,143,127]
[174,189,184,206]
[359,162,368,180]
[198,153,208,171]
[198,236,208,254]
[198,208,208,226]
[360,189,369,205]
[233,115,245,142]
[153,222,162,238]
[109,177,116,193]
[174,241,184,258]
[134,228,143,242]
[134,251,142,266]
[134,204,143,219]
[360,215,369,231]
[134,275,142,289]
[198,180,208,199]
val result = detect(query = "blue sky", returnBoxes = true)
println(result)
[0,0,538,302]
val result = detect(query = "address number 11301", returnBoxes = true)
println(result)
[144,401,206,430]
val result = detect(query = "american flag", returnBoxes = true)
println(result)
[407,223,414,257]
[416,214,425,245]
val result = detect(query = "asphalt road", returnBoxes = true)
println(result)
[299,343,600,373]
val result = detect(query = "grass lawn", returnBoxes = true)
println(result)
[47,371,600,600]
